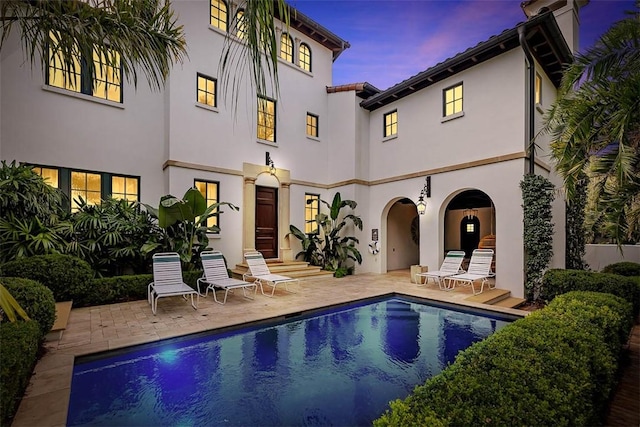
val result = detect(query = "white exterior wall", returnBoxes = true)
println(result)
[367,51,526,179]
[585,245,640,271]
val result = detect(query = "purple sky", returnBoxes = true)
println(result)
[288,0,636,90]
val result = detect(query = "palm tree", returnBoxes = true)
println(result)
[219,0,289,110]
[0,0,187,90]
[545,3,640,244]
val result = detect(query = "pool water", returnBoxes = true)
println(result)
[67,297,513,426]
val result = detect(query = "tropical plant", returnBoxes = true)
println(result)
[219,0,289,110]
[142,187,239,267]
[544,3,640,245]
[0,0,187,91]
[566,175,588,270]
[62,197,163,276]
[521,174,555,301]
[0,284,30,323]
[289,192,363,277]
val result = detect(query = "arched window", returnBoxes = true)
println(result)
[235,9,246,39]
[280,33,293,63]
[299,43,311,71]
[210,0,228,31]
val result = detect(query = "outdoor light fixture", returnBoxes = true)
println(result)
[265,152,276,175]
[417,176,431,215]
[463,207,478,219]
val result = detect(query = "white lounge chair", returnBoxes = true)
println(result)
[243,251,300,297]
[445,249,495,295]
[198,251,258,304]
[148,252,199,315]
[415,250,466,290]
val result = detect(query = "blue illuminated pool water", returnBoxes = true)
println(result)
[67,297,513,426]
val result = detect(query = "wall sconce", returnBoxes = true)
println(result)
[417,176,431,215]
[463,207,478,219]
[265,152,276,176]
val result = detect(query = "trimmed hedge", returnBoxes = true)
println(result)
[541,269,640,316]
[0,321,40,426]
[602,261,640,277]
[74,270,203,308]
[0,254,93,302]
[0,277,56,338]
[374,291,633,427]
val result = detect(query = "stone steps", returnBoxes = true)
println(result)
[464,288,526,309]
[231,260,334,281]
[45,301,73,341]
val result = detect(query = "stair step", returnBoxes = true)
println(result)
[46,301,73,342]
[491,297,527,308]
[464,288,511,305]
[231,266,333,280]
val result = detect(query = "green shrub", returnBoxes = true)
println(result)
[0,321,40,425]
[541,269,640,316]
[0,277,56,338]
[602,261,640,277]
[374,291,632,426]
[0,254,93,302]
[74,270,202,308]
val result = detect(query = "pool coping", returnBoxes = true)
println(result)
[10,273,527,427]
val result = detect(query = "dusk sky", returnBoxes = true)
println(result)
[288,0,637,90]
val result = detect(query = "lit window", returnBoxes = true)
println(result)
[466,223,475,233]
[197,73,216,107]
[32,166,59,188]
[306,113,318,138]
[535,73,542,105]
[235,9,246,39]
[111,176,138,202]
[443,83,463,117]
[71,171,101,212]
[257,96,276,142]
[47,32,122,102]
[299,43,311,71]
[280,33,293,63]
[210,0,227,31]
[305,194,320,234]
[195,180,219,231]
[384,110,398,137]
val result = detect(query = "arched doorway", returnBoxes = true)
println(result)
[385,198,419,271]
[444,190,495,267]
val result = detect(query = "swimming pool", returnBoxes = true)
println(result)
[67,296,514,426]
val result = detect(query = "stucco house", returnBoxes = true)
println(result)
[0,0,588,298]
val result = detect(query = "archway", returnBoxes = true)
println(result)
[384,197,419,272]
[444,189,495,267]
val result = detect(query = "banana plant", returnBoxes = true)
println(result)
[289,192,363,277]
[142,188,239,267]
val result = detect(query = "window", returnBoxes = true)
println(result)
[299,43,311,71]
[111,176,139,202]
[257,96,276,142]
[71,171,102,212]
[466,223,475,233]
[195,180,219,231]
[32,166,59,188]
[535,73,542,105]
[443,83,463,117]
[306,113,318,138]
[47,32,122,102]
[280,33,293,63]
[197,73,217,107]
[235,9,246,39]
[210,0,228,31]
[305,193,320,234]
[383,110,398,137]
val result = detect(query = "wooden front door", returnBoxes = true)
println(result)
[255,186,278,259]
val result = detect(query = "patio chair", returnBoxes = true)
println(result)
[415,250,466,290]
[148,252,199,315]
[198,251,258,304]
[444,249,495,295]
[243,251,300,297]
